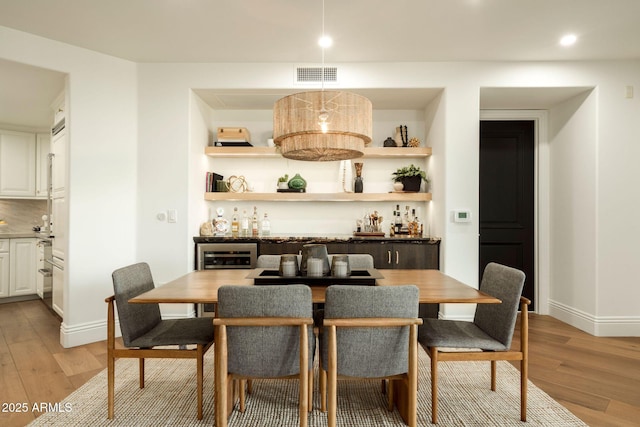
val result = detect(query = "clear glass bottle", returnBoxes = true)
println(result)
[241,209,249,237]
[261,213,271,236]
[231,207,239,237]
[251,206,259,237]
[213,207,229,236]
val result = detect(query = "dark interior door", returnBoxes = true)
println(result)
[479,120,535,309]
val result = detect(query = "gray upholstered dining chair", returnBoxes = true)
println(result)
[319,285,422,427]
[256,254,282,268]
[106,262,214,420]
[213,284,315,427]
[418,262,530,424]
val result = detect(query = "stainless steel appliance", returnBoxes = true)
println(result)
[36,239,52,304]
[196,243,257,270]
[195,242,257,316]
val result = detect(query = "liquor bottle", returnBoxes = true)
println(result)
[213,207,229,236]
[231,207,239,237]
[261,213,271,236]
[394,205,402,234]
[241,209,249,237]
[251,206,259,237]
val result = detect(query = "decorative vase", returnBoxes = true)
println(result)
[354,162,363,193]
[288,173,307,190]
[401,176,422,192]
[393,182,404,192]
[277,181,288,190]
[383,137,397,147]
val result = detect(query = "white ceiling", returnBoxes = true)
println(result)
[1,0,638,127]
[1,0,639,63]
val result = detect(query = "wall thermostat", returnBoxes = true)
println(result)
[453,210,472,223]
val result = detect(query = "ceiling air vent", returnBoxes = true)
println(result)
[295,66,338,84]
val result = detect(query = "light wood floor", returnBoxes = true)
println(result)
[1,299,639,427]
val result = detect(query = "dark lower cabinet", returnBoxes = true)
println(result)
[259,240,440,269]
[349,241,439,270]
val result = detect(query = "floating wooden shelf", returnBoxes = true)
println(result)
[204,192,432,202]
[204,146,431,158]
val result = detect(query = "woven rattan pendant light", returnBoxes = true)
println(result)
[272,0,372,161]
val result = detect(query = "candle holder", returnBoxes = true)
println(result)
[354,162,363,193]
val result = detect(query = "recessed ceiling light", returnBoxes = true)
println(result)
[560,34,577,47]
[318,35,333,48]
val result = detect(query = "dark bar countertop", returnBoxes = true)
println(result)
[194,235,441,244]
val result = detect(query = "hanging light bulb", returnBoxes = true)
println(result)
[272,0,372,161]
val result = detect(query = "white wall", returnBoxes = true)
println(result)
[3,23,639,343]
[548,91,598,329]
[138,60,640,336]
[0,26,138,346]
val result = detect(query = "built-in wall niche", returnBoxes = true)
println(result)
[191,88,443,237]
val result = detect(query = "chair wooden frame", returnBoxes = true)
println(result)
[213,316,315,427]
[422,296,531,424]
[105,296,213,420]
[320,317,423,427]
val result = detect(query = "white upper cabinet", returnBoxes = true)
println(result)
[0,130,36,197]
[36,133,51,198]
[50,127,66,198]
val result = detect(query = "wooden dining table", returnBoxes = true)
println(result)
[129,268,500,426]
[129,268,500,305]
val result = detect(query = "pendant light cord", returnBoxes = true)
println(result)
[321,0,326,91]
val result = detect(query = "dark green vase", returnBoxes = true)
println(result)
[288,173,307,190]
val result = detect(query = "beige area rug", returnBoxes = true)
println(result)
[28,347,587,427]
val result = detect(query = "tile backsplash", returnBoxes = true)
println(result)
[0,199,47,232]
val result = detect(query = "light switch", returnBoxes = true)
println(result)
[625,85,634,99]
[167,209,177,223]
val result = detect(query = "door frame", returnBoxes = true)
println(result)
[479,110,549,315]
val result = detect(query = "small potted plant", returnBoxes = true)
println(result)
[277,174,289,190]
[391,164,428,192]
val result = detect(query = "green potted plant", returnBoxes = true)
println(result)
[277,174,289,190]
[391,164,428,192]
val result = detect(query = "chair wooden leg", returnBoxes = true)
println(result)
[521,302,529,422]
[216,325,229,427]
[247,379,253,394]
[107,354,115,419]
[408,324,418,427]
[327,325,337,427]
[308,369,314,412]
[239,379,246,412]
[382,379,387,394]
[299,324,309,427]
[106,297,115,419]
[139,358,145,388]
[491,360,497,391]
[387,379,394,411]
[430,346,439,424]
[320,368,327,412]
[197,344,204,420]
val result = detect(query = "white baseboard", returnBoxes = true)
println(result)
[548,300,640,337]
[59,305,198,348]
[60,319,111,348]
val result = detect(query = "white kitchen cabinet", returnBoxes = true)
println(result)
[0,130,36,197]
[0,240,9,298]
[36,133,51,198]
[51,197,66,259]
[51,257,64,317]
[9,238,37,296]
[50,127,66,198]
